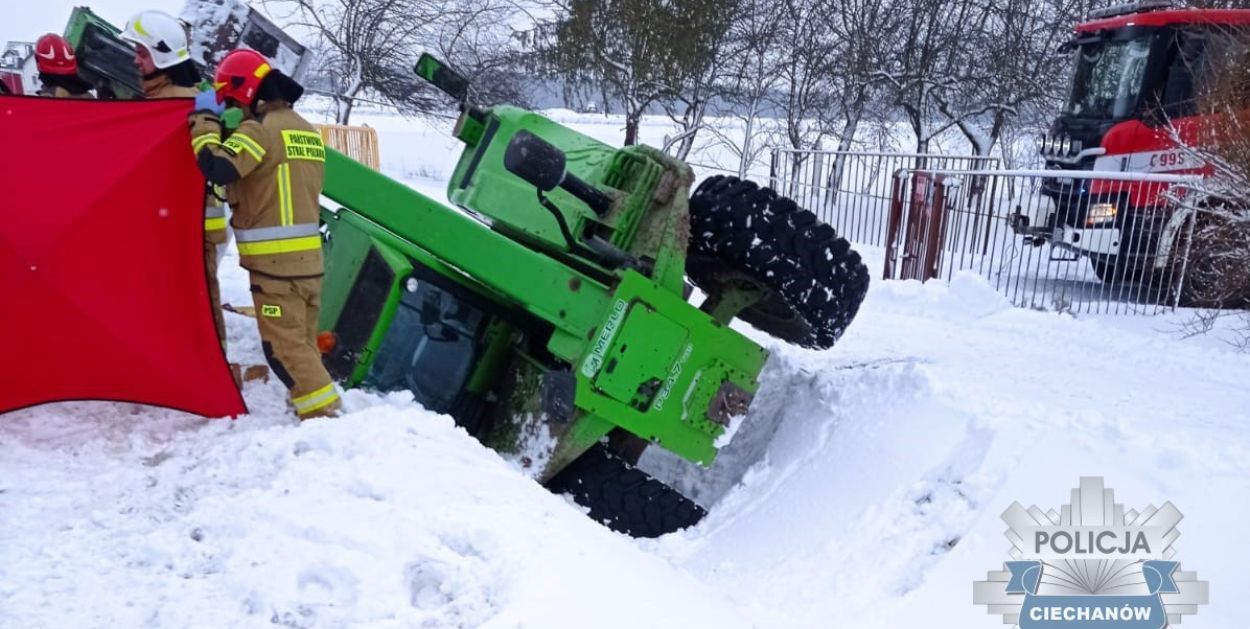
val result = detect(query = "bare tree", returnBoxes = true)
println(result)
[267,0,443,123]
[547,0,731,146]
[268,0,528,124]
[935,0,1099,157]
[659,0,741,161]
[875,0,1000,155]
[827,0,898,155]
[1171,25,1250,317]
[707,0,785,177]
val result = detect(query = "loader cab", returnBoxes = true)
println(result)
[320,244,516,432]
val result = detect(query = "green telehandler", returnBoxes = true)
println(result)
[314,55,871,536]
[51,4,869,536]
[51,4,870,537]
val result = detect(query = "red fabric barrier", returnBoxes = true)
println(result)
[0,95,246,418]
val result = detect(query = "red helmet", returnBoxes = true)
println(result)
[35,34,77,76]
[213,48,272,107]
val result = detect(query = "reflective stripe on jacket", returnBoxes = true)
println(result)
[147,76,228,245]
[190,103,326,277]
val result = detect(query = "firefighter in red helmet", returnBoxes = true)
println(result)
[189,49,341,420]
[34,34,93,99]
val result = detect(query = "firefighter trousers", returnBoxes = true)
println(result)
[250,273,342,419]
[205,240,226,353]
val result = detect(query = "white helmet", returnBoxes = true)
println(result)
[120,10,191,70]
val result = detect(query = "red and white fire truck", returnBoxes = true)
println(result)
[1011,1,1250,284]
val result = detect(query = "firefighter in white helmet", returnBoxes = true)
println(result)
[121,10,230,357]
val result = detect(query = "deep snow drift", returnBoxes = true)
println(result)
[3,108,1249,629]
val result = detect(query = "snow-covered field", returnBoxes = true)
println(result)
[3,107,1249,629]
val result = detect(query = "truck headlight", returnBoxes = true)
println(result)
[1085,203,1117,226]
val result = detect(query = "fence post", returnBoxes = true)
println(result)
[923,175,950,281]
[884,170,908,281]
[810,151,825,213]
[768,148,778,191]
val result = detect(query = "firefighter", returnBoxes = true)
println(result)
[120,10,229,354]
[189,49,342,420]
[33,34,93,98]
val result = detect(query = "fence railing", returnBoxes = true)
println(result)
[883,168,1203,315]
[768,148,1001,247]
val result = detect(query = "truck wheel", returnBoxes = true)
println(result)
[1090,256,1146,285]
[545,443,706,538]
[687,175,869,350]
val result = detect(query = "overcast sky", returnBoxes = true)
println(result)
[0,0,185,49]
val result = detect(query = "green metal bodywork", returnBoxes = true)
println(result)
[319,105,767,478]
[63,7,142,99]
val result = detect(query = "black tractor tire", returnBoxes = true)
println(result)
[545,443,706,538]
[687,175,870,350]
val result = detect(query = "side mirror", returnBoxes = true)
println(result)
[504,131,567,192]
[414,53,469,102]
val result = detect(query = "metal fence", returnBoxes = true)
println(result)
[882,168,1204,314]
[768,149,1001,247]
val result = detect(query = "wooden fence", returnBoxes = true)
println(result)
[314,123,381,170]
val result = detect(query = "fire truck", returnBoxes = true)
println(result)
[1010,1,1250,287]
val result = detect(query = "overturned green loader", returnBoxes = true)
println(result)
[316,56,871,536]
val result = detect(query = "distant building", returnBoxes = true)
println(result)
[1,41,33,70]
[20,49,39,94]
[1,41,33,95]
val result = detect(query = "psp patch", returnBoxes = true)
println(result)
[974,477,1208,628]
[261,304,283,318]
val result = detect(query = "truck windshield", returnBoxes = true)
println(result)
[1065,34,1155,119]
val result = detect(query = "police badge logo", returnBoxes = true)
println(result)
[974,477,1208,628]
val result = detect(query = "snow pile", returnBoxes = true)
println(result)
[645,272,1250,627]
[0,388,750,628]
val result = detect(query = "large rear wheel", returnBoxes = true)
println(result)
[687,175,869,350]
[545,443,706,538]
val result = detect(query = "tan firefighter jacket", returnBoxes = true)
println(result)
[145,75,228,246]
[189,102,326,278]
[35,85,93,99]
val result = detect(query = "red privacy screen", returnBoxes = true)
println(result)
[0,95,245,418]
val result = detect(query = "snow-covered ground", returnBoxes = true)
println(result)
[3,107,1249,629]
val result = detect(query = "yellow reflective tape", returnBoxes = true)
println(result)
[283,163,294,226]
[239,133,266,157]
[133,18,149,37]
[236,236,322,256]
[298,391,340,416]
[293,383,336,406]
[192,133,222,153]
[276,163,294,226]
[205,217,228,231]
[281,130,326,162]
[261,304,282,318]
[254,63,271,78]
[223,133,265,162]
